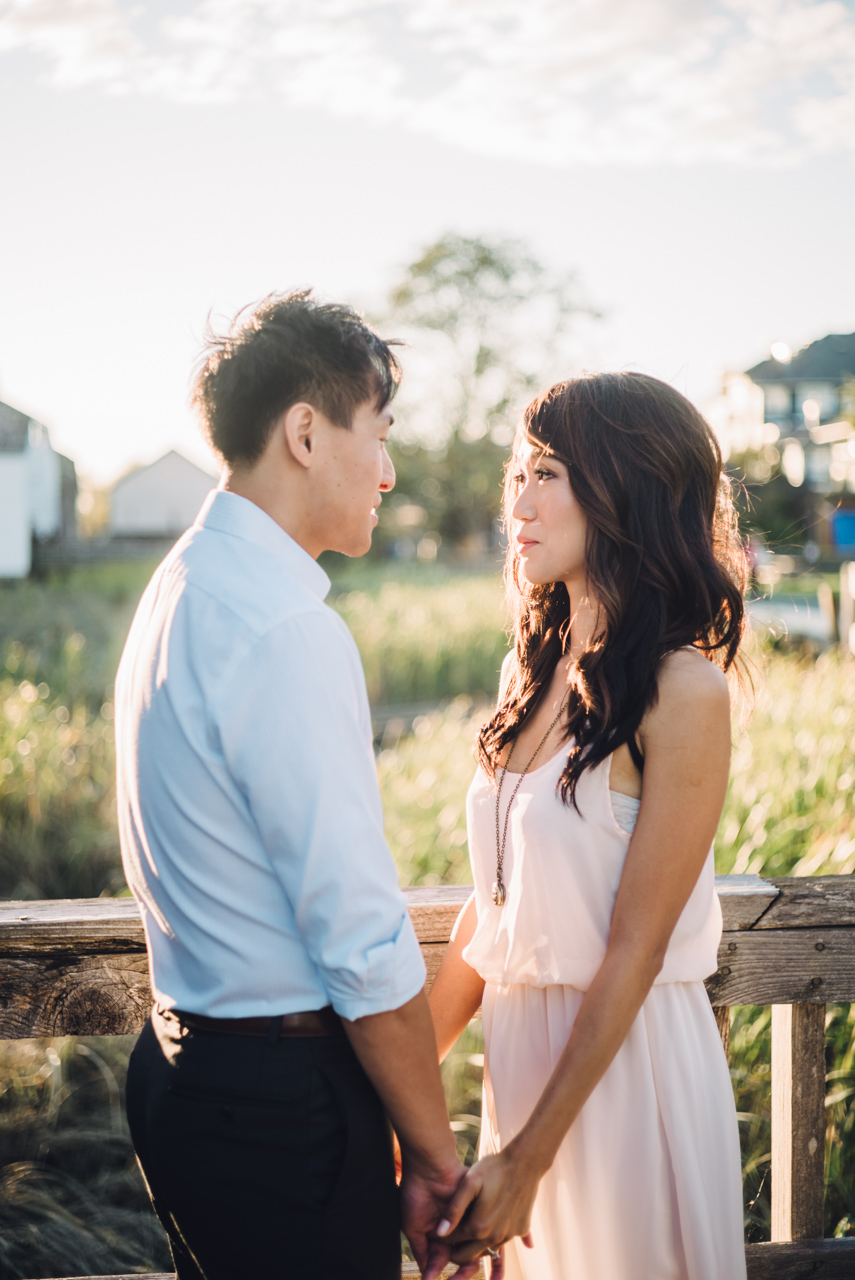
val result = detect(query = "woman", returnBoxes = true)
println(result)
[428,373,747,1280]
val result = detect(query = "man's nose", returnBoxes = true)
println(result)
[380,448,396,492]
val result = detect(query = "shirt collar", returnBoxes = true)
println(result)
[194,490,331,601]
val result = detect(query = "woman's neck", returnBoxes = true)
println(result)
[563,582,600,662]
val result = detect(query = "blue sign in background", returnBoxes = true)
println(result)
[831,510,855,552]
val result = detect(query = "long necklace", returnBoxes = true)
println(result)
[493,702,565,907]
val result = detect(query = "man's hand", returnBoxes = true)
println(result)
[400,1159,481,1280]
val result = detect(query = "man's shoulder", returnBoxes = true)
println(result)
[176,523,335,639]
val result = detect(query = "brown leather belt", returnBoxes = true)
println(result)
[157,1004,345,1039]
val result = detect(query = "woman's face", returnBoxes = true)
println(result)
[510,437,588,589]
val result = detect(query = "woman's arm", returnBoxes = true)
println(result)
[428,895,486,1061]
[427,653,511,1061]
[439,651,732,1262]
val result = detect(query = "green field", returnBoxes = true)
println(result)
[1,559,854,1272]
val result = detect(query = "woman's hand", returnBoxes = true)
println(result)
[434,1148,538,1269]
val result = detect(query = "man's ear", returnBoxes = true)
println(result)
[281,402,316,471]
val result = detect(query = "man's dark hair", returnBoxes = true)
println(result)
[191,290,402,465]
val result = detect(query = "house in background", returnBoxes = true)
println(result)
[0,399,77,578]
[743,332,855,556]
[109,450,217,538]
[745,332,855,434]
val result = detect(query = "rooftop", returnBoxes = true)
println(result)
[0,400,30,453]
[747,332,855,385]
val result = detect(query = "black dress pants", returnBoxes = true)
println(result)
[126,1009,401,1280]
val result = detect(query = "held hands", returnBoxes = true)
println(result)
[434,1149,538,1275]
[400,1156,482,1280]
[400,1139,540,1280]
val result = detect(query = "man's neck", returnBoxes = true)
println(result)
[220,471,322,560]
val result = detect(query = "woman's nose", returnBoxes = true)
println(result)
[511,485,534,521]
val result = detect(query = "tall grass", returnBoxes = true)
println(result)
[0,662,120,900]
[0,1036,171,1278]
[334,573,508,706]
[718,651,855,877]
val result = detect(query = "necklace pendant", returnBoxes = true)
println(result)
[491,880,506,907]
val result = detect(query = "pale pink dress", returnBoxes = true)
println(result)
[462,749,746,1280]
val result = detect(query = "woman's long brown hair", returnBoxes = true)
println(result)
[477,372,747,807]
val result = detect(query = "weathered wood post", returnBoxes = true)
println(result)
[771,1003,826,1241]
[839,561,855,656]
[816,580,837,644]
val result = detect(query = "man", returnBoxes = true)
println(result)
[117,292,471,1280]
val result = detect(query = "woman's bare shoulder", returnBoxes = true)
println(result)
[645,648,730,742]
[659,646,728,689]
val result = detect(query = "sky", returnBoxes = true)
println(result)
[0,0,854,484]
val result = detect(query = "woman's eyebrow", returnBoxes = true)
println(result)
[515,441,540,463]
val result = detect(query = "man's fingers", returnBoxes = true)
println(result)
[408,1233,428,1273]
[435,1168,482,1241]
[453,1265,481,1280]
[420,1239,450,1280]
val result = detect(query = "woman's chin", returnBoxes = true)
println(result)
[518,562,555,587]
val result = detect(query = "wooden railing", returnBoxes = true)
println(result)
[2,874,855,1280]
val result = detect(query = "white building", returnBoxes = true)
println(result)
[110,450,217,537]
[703,372,769,460]
[0,400,69,578]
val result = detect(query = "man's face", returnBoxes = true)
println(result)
[312,398,396,557]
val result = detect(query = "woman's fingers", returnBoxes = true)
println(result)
[488,1244,505,1278]
[522,1231,534,1248]
[449,1238,499,1266]
[435,1166,483,1241]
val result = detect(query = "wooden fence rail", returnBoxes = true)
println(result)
[3,873,855,1279]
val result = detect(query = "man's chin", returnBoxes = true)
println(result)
[332,529,374,559]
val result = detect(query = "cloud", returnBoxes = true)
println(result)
[1,0,854,164]
[0,0,142,86]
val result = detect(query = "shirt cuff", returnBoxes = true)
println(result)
[325,923,427,1022]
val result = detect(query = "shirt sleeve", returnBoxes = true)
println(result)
[215,607,426,1020]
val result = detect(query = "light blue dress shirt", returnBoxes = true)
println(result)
[115,489,426,1020]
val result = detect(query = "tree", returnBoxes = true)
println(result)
[727,448,810,552]
[372,234,597,559]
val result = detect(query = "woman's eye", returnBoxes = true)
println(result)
[511,471,525,486]
[535,468,554,481]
